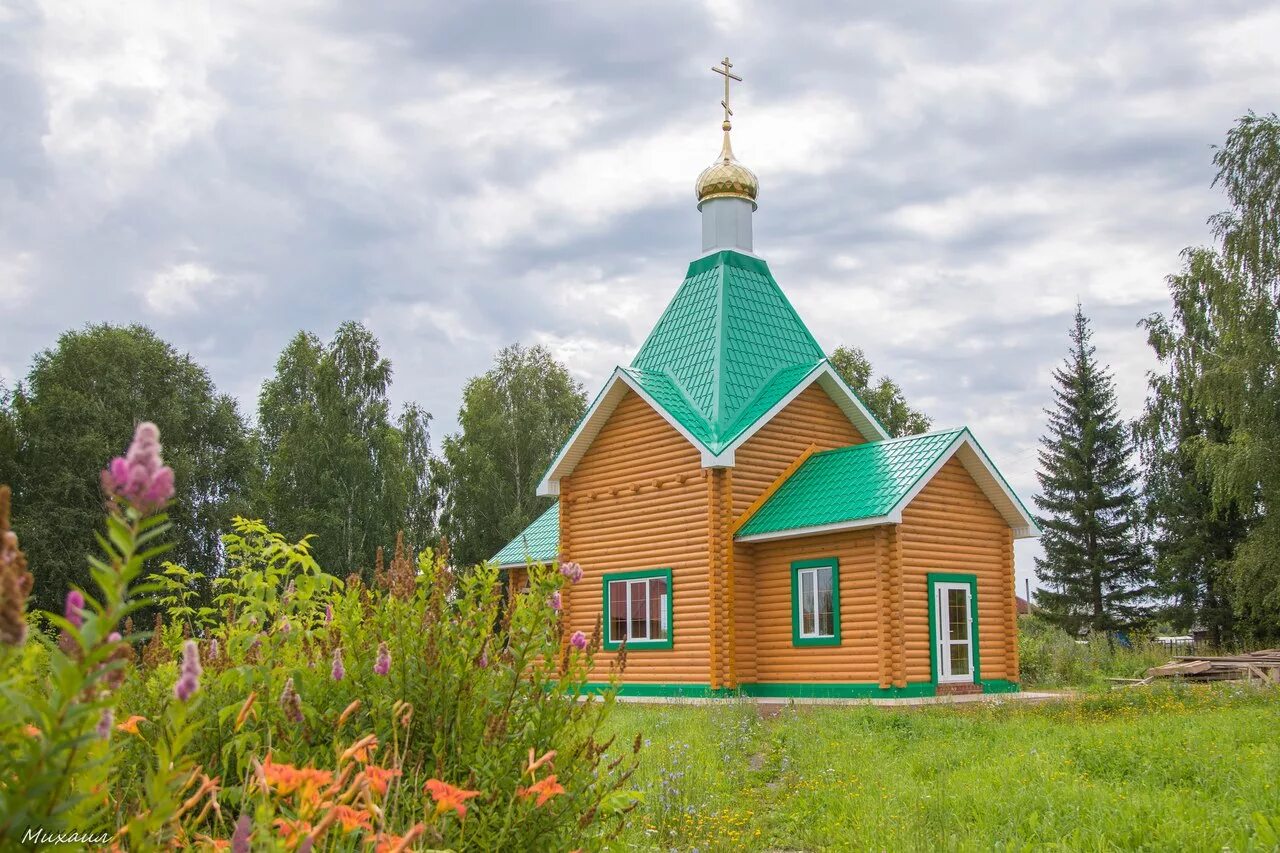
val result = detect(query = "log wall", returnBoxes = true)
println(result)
[739,528,882,683]
[900,456,1017,683]
[561,389,710,683]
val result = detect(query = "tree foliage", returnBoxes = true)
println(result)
[1034,307,1149,634]
[1143,112,1280,639]
[8,324,252,612]
[828,345,930,437]
[440,344,586,567]
[255,322,438,578]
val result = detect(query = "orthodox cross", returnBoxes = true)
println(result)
[712,56,742,128]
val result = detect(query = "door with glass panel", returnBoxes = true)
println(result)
[934,582,974,682]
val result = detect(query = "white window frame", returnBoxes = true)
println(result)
[935,581,975,683]
[797,565,834,640]
[607,576,669,645]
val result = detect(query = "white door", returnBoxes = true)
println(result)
[935,583,974,683]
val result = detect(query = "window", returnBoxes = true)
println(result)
[791,558,841,646]
[602,569,673,650]
[927,573,981,685]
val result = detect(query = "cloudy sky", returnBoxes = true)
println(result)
[2,0,1276,588]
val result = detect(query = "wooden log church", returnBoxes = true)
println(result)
[493,59,1039,699]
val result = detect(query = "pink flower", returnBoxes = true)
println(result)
[549,591,562,612]
[100,422,175,514]
[373,642,390,676]
[173,639,202,701]
[570,631,587,651]
[478,650,489,668]
[231,813,252,853]
[280,677,303,723]
[331,647,345,681]
[324,603,333,625]
[96,707,113,740]
[64,589,85,629]
[559,561,583,584]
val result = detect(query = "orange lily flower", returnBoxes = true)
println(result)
[518,774,565,807]
[272,817,313,846]
[23,724,41,738]
[115,715,147,736]
[362,766,402,798]
[372,823,425,853]
[330,805,372,833]
[261,758,333,799]
[340,734,378,764]
[424,779,482,819]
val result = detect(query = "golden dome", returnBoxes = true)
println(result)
[696,123,758,208]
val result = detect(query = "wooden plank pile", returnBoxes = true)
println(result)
[1138,650,1280,685]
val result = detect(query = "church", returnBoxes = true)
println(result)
[493,59,1039,699]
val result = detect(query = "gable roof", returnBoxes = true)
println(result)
[735,428,1039,541]
[537,250,889,495]
[491,502,559,567]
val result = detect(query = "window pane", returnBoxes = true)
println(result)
[949,641,970,676]
[629,580,648,640]
[948,589,968,642]
[648,578,668,641]
[817,567,834,637]
[800,570,816,635]
[608,581,628,642]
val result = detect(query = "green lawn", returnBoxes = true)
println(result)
[600,685,1280,851]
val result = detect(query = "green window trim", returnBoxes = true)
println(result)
[601,569,674,651]
[926,572,981,685]
[790,558,841,647]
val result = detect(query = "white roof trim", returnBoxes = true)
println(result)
[537,368,718,497]
[538,360,893,495]
[718,361,890,459]
[734,511,902,543]
[732,430,1040,543]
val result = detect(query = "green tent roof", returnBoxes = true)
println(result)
[491,502,559,567]
[628,250,830,454]
[735,429,967,538]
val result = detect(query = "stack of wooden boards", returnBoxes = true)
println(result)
[1138,650,1280,685]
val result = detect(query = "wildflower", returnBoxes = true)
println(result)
[64,589,85,629]
[374,642,391,676]
[272,817,313,847]
[231,813,252,853]
[261,758,333,798]
[340,734,378,764]
[324,603,333,625]
[559,561,583,583]
[331,647,345,681]
[96,708,113,740]
[371,824,425,853]
[570,630,587,651]
[279,616,291,634]
[174,639,202,701]
[0,486,33,646]
[478,650,488,668]
[338,699,361,727]
[424,779,482,819]
[549,591,562,612]
[209,638,219,661]
[526,748,556,777]
[116,714,146,736]
[23,724,41,738]
[518,774,565,807]
[280,677,303,723]
[234,692,257,731]
[100,422,175,514]
[362,766,401,798]
[331,805,372,833]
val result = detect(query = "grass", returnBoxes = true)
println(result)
[600,684,1280,851]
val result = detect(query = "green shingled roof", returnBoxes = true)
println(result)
[736,429,967,538]
[491,502,559,566]
[629,250,828,454]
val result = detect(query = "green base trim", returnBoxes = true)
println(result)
[580,680,1021,700]
[981,679,1021,694]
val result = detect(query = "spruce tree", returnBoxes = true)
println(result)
[1034,306,1149,634]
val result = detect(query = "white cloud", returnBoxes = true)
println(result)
[0,252,34,308]
[140,262,254,316]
